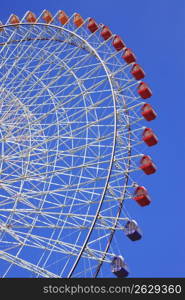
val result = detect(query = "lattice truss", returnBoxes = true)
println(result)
[0,10,148,278]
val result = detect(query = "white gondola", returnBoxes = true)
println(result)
[111,256,129,278]
[125,220,142,241]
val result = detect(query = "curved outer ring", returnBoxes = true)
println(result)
[1,22,130,278]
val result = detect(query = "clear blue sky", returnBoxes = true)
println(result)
[0,0,184,277]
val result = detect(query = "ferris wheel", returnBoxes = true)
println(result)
[0,10,158,278]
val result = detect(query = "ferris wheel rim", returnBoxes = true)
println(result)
[0,21,120,277]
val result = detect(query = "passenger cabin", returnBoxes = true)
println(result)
[131,64,145,80]
[112,35,125,51]
[87,18,98,33]
[125,220,142,241]
[101,25,112,40]
[122,48,136,64]
[58,11,69,25]
[26,11,37,23]
[138,82,152,99]
[74,13,84,27]
[133,186,151,206]
[141,103,157,121]
[111,256,129,278]
[42,10,53,23]
[142,128,158,146]
[9,14,20,25]
[140,155,157,175]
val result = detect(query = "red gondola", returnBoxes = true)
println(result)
[138,82,152,99]
[112,35,125,51]
[111,256,129,278]
[10,14,20,25]
[42,10,53,23]
[58,11,69,25]
[26,11,37,23]
[133,186,151,206]
[131,64,145,80]
[87,18,98,33]
[122,48,136,64]
[140,155,157,175]
[74,13,84,27]
[101,25,112,40]
[142,128,158,146]
[141,103,157,121]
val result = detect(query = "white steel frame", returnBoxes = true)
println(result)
[0,11,147,278]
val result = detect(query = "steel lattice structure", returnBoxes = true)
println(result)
[0,10,157,278]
